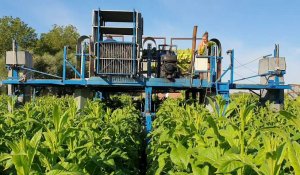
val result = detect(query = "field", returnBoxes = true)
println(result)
[0,94,299,175]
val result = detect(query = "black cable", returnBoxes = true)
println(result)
[234,58,258,74]
[234,55,263,69]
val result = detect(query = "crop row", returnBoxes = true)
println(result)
[147,95,300,174]
[0,94,300,175]
[0,95,143,174]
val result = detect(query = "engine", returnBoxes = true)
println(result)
[160,50,179,79]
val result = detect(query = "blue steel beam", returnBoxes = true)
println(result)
[3,78,289,91]
[65,60,81,78]
[232,83,290,90]
[132,10,136,75]
[20,67,62,79]
[230,50,234,83]
[2,77,213,88]
[63,46,67,81]
[144,86,152,133]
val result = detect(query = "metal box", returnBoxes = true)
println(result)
[259,57,286,74]
[195,58,208,72]
[259,57,285,84]
[5,51,33,68]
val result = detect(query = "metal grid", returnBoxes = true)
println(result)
[99,43,134,75]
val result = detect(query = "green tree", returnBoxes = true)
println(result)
[33,51,76,79]
[34,25,80,55]
[0,16,37,56]
[0,16,37,94]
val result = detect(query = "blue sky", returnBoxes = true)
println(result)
[1,0,299,84]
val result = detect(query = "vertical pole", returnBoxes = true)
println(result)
[144,87,152,133]
[217,83,230,115]
[209,56,214,83]
[147,44,152,78]
[12,68,18,79]
[230,50,234,84]
[96,9,101,74]
[12,40,18,79]
[81,42,86,80]
[274,44,279,85]
[217,45,222,81]
[63,46,67,82]
[210,46,216,83]
[185,90,190,100]
[32,87,36,101]
[190,26,198,87]
[132,10,137,75]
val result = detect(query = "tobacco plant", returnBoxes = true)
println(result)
[0,95,143,175]
[147,96,300,175]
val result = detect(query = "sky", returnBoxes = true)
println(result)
[1,0,299,84]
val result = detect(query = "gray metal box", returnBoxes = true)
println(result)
[259,57,286,74]
[259,57,285,84]
[5,51,33,68]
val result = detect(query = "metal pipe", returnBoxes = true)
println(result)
[81,42,86,80]
[231,50,234,83]
[226,49,235,83]
[274,44,280,85]
[216,66,231,82]
[20,66,62,79]
[132,10,137,75]
[142,37,166,45]
[190,26,198,87]
[12,40,19,79]
[63,46,67,81]
[66,60,81,78]
[96,9,101,74]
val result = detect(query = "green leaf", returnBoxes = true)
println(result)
[287,141,300,175]
[170,142,190,170]
[0,153,11,162]
[155,153,168,175]
[191,163,209,175]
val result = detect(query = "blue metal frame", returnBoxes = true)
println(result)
[2,24,292,135]
[20,66,62,79]
[81,42,86,80]
[230,50,234,83]
[144,86,152,133]
[96,9,101,74]
[132,10,137,75]
[63,46,82,80]
[63,46,67,81]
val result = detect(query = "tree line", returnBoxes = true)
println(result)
[0,16,80,93]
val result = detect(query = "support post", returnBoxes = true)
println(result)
[96,9,101,74]
[144,87,152,133]
[74,88,90,109]
[216,82,230,114]
[81,42,86,80]
[185,90,190,100]
[147,44,152,78]
[260,89,284,111]
[229,49,234,84]
[63,46,67,82]
[132,10,137,75]
[190,26,198,87]
[273,44,280,85]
